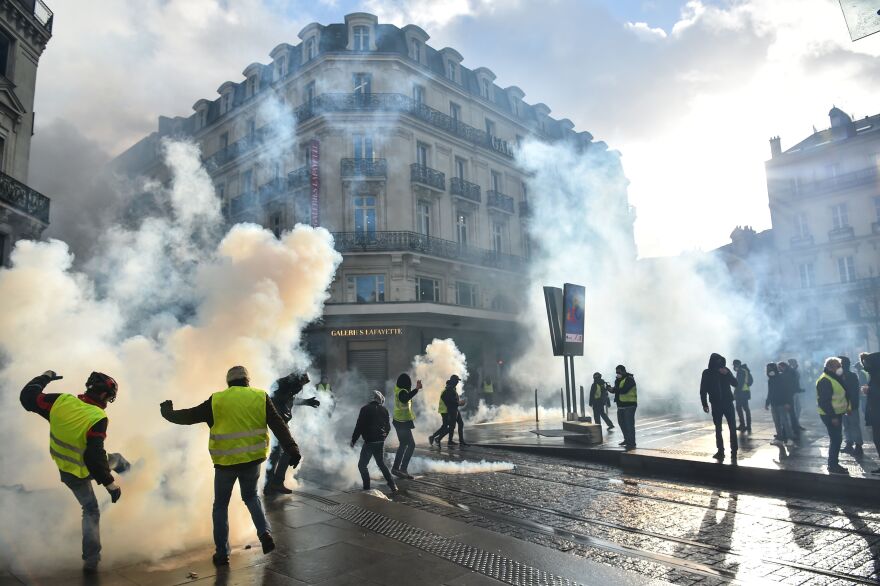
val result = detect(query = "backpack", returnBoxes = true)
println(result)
[747,369,754,387]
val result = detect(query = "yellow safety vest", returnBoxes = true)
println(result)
[438,396,448,415]
[617,377,637,404]
[393,386,414,422]
[816,373,849,416]
[592,383,602,400]
[209,386,269,466]
[317,383,332,393]
[741,368,751,392]
[483,383,494,394]
[49,394,107,479]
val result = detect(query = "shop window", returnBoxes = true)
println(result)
[416,276,440,302]
[348,275,385,303]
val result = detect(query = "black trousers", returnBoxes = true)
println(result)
[266,443,290,485]
[820,414,843,467]
[392,421,415,471]
[447,412,465,443]
[358,441,395,490]
[433,412,454,442]
[712,401,738,453]
[592,404,613,428]
[734,395,751,428]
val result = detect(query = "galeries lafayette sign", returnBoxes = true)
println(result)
[330,327,404,337]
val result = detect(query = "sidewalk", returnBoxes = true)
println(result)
[468,409,880,505]
[2,484,670,586]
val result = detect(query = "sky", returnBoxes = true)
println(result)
[31,0,880,257]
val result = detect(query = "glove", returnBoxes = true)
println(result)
[106,482,122,503]
[42,370,63,381]
[159,400,173,417]
[304,397,320,408]
[288,448,302,469]
[108,453,131,474]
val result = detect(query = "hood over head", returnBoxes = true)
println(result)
[839,356,852,371]
[766,362,778,376]
[396,373,412,390]
[708,353,726,369]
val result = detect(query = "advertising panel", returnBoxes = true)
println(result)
[563,283,585,356]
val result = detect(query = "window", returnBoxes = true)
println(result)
[348,275,385,303]
[485,119,496,137]
[450,102,461,122]
[447,61,457,81]
[456,282,478,307]
[491,221,505,253]
[798,263,815,288]
[838,256,856,283]
[874,196,880,221]
[831,203,849,229]
[353,134,374,160]
[219,132,229,151]
[241,169,254,194]
[516,135,523,149]
[197,109,207,130]
[410,39,421,62]
[217,182,226,201]
[481,79,491,100]
[270,212,282,238]
[0,231,6,266]
[826,163,841,178]
[522,181,528,201]
[511,100,519,117]
[417,201,431,236]
[305,37,317,61]
[354,195,377,236]
[305,81,316,105]
[455,211,470,246]
[353,26,370,51]
[246,76,257,97]
[0,31,10,79]
[246,118,256,138]
[416,276,440,302]
[272,161,281,180]
[413,85,425,105]
[416,142,429,168]
[222,93,233,115]
[491,171,502,192]
[794,213,809,237]
[301,144,311,165]
[275,56,287,81]
[455,157,466,179]
[353,73,372,98]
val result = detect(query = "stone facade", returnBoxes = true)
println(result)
[0,0,52,266]
[114,13,634,393]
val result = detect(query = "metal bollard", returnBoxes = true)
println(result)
[560,387,564,417]
[579,385,585,419]
[534,388,539,423]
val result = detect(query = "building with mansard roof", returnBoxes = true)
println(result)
[114,12,634,393]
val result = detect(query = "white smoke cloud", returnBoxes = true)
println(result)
[0,138,342,573]
[410,338,468,433]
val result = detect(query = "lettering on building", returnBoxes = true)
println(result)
[330,327,404,337]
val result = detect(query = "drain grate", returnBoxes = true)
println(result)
[318,501,583,586]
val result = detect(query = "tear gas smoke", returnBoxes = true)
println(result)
[510,139,778,414]
[0,136,341,573]
[404,457,514,475]
[410,339,468,431]
[470,403,564,425]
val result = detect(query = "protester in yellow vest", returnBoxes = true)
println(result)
[391,373,421,479]
[482,377,494,406]
[588,372,614,431]
[160,365,300,566]
[20,370,124,574]
[815,357,851,475]
[612,365,638,450]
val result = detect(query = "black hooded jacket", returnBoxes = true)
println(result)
[861,352,880,425]
[840,357,861,410]
[765,364,792,408]
[700,353,737,409]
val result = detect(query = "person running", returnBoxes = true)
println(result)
[611,365,637,449]
[160,365,299,565]
[816,357,851,475]
[700,353,738,461]
[391,373,421,479]
[588,372,614,431]
[430,375,463,446]
[765,363,795,447]
[20,371,124,574]
[732,360,752,433]
[351,390,398,494]
[265,372,318,494]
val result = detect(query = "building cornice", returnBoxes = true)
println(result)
[0,0,51,56]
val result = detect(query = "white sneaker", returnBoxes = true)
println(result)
[784,440,795,448]
[770,439,783,446]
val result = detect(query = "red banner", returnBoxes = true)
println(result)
[309,139,320,227]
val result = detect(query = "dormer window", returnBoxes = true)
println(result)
[223,93,233,113]
[306,37,317,61]
[447,62,456,81]
[275,56,287,81]
[353,26,370,51]
[246,76,257,98]
[197,109,207,130]
[481,79,491,100]
[410,39,421,62]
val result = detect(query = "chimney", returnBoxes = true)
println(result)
[769,136,782,158]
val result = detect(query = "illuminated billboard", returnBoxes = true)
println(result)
[563,283,585,356]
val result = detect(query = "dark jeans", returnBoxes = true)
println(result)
[266,443,290,485]
[592,404,613,428]
[820,414,843,467]
[62,475,101,566]
[734,395,751,429]
[447,412,465,443]
[358,441,395,490]
[392,421,415,471]
[617,405,637,446]
[712,401,738,453]
[432,412,453,442]
[213,461,269,557]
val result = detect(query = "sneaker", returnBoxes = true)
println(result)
[770,439,784,446]
[264,482,293,495]
[828,464,850,475]
[746,426,752,433]
[259,532,276,554]
[624,444,636,450]
[388,485,400,495]
[854,445,865,457]
[82,561,99,575]
[784,440,795,448]
[212,553,230,566]
[428,435,435,446]
[607,426,615,431]
[401,471,415,480]
[459,440,469,446]
[712,450,725,460]
[841,444,854,455]
[391,469,406,479]
[737,425,746,431]
[618,440,627,446]
[447,440,458,446]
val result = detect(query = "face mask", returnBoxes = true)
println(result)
[769,372,776,377]
[616,373,623,379]
[835,368,844,377]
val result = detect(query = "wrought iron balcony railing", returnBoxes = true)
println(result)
[773,166,878,198]
[828,225,855,241]
[229,190,258,216]
[341,158,387,178]
[410,163,445,191]
[295,93,514,158]
[519,200,532,218]
[790,234,814,248]
[0,170,50,223]
[288,166,310,190]
[258,177,287,205]
[450,177,481,203]
[331,231,526,272]
[487,190,515,213]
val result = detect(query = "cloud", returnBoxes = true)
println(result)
[625,21,668,41]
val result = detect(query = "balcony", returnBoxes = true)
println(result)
[828,225,855,242]
[487,190,515,214]
[790,234,814,248]
[450,177,481,204]
[0,170,50,223]
[17,1,53,33]
[331,231,526,272]
[258,177,287,205]
[203,127,269,171]
[774,166,878,198]
[410,163,445,191]
[341,158,387,178]
[229,190,258,216]
[294,93,514,159]
[288,166,311,190]
[519,200,532,218]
